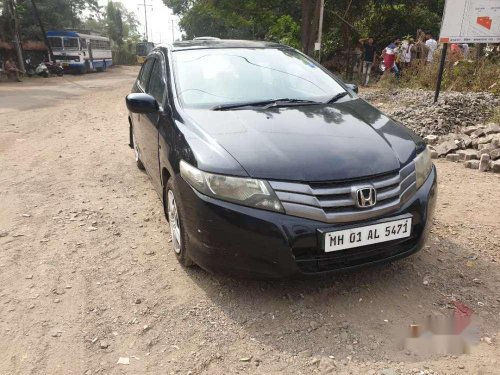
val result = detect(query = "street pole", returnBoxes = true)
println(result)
[317,0,325,62]
[7,0,25,72]
[434,43,448,103]
[143,0,148,42]
[171,19,175,43]
[31,0,54,61]
[138,0,152,42]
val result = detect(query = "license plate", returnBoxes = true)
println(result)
[324,217,412,252]
[62,62,69,67]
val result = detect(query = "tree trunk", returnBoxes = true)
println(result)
[301,0,320,56]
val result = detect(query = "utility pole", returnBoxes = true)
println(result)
[31,0,54,61]
[171,19,175,43]
[317,0,325,62]
[6,0,25,71]
[137,0,152,42]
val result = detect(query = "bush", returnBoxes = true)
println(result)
[112,48,136,65]
[378,55,500,95]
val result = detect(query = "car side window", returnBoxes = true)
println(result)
[148,59,166,105]
[138,58,155,90]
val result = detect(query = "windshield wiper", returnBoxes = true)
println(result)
[326,92,349,104]
[212,98,320,111]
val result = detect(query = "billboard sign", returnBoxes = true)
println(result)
[439,0,500,43]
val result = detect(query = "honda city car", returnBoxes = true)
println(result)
[126,39,437,278]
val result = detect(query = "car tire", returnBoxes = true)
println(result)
[131,129,145,170]
[165,179,194,267]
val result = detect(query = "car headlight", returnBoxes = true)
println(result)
[415,147,433,189]
[180,161,284,213]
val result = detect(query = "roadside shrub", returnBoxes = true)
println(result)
[112,49,136,65]
[376,53,500,94]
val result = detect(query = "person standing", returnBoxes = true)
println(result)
[382,39,400,78]
[5,57,22,82]
[461,43,470,58]
[450,43,463,61]
[425,33,438,63]
[359,37,377,86]
[402,39,414,67]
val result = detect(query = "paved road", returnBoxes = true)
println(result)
[0,66,139,114]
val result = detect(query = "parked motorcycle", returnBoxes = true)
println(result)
[44,60,64,77]
[24,57,36,77]
[35,63,49,78]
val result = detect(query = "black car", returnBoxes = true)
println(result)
[126,39,437,278]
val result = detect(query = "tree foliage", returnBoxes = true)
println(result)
[0,0,139,45]
[164,0,445,58]
[0,0,99,40]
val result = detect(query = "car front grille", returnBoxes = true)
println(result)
[269,162,416,224]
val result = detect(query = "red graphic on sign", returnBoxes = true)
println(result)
[477,16,492,30]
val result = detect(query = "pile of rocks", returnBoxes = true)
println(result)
[361,89,500,137]
[425,123,500,173]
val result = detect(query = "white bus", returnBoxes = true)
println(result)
[47,30,112,73]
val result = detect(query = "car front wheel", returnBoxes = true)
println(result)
[165,179,194,267]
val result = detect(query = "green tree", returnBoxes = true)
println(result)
[0,0,100,41]
[161,0,446,59]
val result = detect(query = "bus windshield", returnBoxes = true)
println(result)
[48,37,63,50]
[63,37,79,50]
[136,42,153,56]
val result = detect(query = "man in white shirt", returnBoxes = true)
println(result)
[425,33,438,63]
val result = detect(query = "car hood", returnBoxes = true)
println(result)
[182,99,419,182]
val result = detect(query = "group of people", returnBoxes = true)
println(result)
[358,32,468,86]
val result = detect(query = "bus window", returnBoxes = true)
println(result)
[48,37,63,49]
[80,38,87,50]
[64,37,79,50]
[90,40,111,50]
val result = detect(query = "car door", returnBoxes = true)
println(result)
[141,54,167,193]
[133,57,155,173]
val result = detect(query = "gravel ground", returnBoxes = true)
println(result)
[360,89,499,137]
[0,69,499,374]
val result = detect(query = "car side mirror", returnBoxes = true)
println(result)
[346,83,359,94]
[126,93,159,114]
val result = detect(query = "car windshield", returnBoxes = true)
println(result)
[172,48,346,109]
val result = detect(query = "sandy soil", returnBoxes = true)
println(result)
[0,68,499,374]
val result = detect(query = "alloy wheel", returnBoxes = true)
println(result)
[167,190,182,254]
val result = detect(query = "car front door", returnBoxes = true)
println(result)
[141,54,167,193]
[133,56,155,173]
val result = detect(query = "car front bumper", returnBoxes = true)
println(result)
[177,166,437,279]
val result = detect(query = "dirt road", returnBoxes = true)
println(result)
[1,67,499,375]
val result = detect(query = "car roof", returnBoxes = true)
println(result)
[157,39,286,52]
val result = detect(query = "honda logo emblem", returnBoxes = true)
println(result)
[355,187,377,208]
